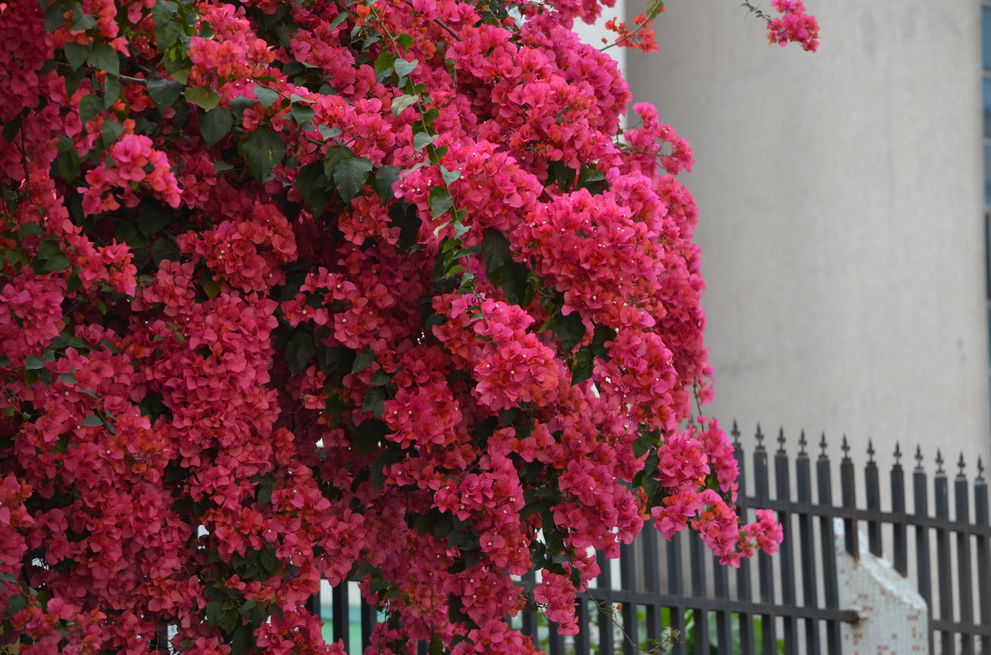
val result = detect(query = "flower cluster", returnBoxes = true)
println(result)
[0,0,812,652]
[766,0,820,52]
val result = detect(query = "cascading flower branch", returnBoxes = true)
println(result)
[0,0,815,653]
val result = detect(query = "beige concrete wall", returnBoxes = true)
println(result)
[627,0,990,469]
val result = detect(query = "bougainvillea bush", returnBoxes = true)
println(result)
[0,0,815,652]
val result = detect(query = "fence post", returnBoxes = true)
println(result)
[620,541,639,655]
[754,426,777,655]
[641,526,661,653]
[667,533,687,655]
[955,453,974,655]
[733,422,756,655]
[974,458,991,655]
[796,432,821,655]
[890,443,908,576]
[864,440,881,557]
[817,434,841,654]
[934,450,954,655]
[688,530,709,654]
[913,446,934,655]
[774,429,798,654]
[840,437,858,559]
[595,553,615,655]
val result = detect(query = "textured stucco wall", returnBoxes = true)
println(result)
[626,0,990,469]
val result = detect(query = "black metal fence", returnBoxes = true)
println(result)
[315,424,991,655]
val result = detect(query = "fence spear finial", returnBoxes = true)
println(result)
[755,424,765,450]
[731,420,741,445]
[915,445,924,471]
[819,432,828,458]
[798,430,808,455]
[777,427,786,454]
[867,439,875,462]
[893,442,902,465]
[958,452,966,478]
[979,457,985,481]
[841,435,850,460]
[936,449,944,473]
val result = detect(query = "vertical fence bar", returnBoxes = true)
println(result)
[667,533,687,655]
[522,570,538,642]
[688,532,709,655]
[595,553,615,655]
[796,432,820,655]
[754,426,777,655]
[817,434,841,655]
[712,549,733,654]
[574,598,591,655]
[935,450,954,655]
[333,583,350,652]
[733,423,756,655]
[360,600,376,653]
[913,447,934,655]
[641,526,662,648]
[864,440,882,557]
[620,541,639,655]
[891,444,908,576]
[774,429,798,654]
[840,437,858,558]
[974,459,991,655]
[956,454,975,655]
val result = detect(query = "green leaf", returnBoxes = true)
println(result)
[428,186,453,219]
[80,415,103,427]
[440,165,461,186]
[242,130,287,180]
[389,203,421,252]
[24,355,45,370]
[43,254,70,272]
[481,228,512,274]
[0,355,11,367]
[374,165,400,202]
[352,349,374,374]
[87,43,119,76]
[102,74,121,106]
[391,93,419,117]
[332,156,373,203]
[394,58,418,80]
[18,223,43,239]
[198,107,233,146]
[252,84,279,110]
[316,124,341,141]
[361,387,386,417]
[296,162,332,213]
[151,0,180,50]
[70,3,96,30]
[413,131,435,151]
[184,86,222,111]
[63,41,90,71]
[285,332,316,375]
[78,93,103,125]
[373,50,397,80]
[646,0,665,21]
[328,10,349,31]
[396,33,413,53]
[5,594,26,617]
[136,207,171,238]
[289,101,315,127]
[2,117,20,145]
[547,311,586,352]
[351,418,388,456]
[368,369,391,386]
[44,2,67,32]
[146,76,182,110]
